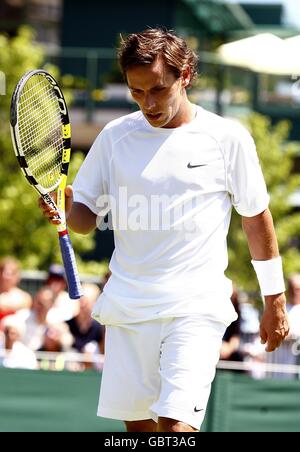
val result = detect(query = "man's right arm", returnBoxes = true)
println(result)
[67,201,97,234]
[38,185,97,235]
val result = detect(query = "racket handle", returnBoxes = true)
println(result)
[59,231,82,300]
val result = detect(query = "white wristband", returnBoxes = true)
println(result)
[251,256,285,296]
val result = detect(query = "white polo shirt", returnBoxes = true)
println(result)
[73,106,269,326]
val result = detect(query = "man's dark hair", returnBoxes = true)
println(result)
[118,28,198,88]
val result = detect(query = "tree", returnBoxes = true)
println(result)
[0,28,107,277]
[227,113,300,291]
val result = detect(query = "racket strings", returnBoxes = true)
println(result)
[18,103,63,178]
[18,80,63,146]
[19,116,62,168]
[25,139,63,180]
[18,86,60,135]
[17,75,64,190]
[19,103,60,144]
[18,85,60,143]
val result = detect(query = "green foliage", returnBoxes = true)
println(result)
[227,113,300,291]
[0,28,108,277]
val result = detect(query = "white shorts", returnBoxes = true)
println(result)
[97,315,226,430]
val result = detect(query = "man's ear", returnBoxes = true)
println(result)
[181,66,191,88]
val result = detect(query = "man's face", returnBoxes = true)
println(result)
[126,57,188,129]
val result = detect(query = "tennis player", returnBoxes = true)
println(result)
[40,28,289,432]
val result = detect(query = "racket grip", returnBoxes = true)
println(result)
[59,231,82,300]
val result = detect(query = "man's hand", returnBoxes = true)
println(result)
[38,185,74,225]
[260,293,290,352]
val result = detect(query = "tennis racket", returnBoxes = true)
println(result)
[10,70,82,300]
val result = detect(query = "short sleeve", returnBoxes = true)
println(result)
[73,131,111,218]
[227,125,269,217]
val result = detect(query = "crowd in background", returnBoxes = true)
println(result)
[0,257,105,371]
[221,276,300,379]
[0,255,300,378]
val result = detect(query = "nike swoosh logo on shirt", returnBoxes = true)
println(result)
[187,163,207,169]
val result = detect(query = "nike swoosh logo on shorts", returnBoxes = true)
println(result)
[194,407,204,413]
[187,163,207,169]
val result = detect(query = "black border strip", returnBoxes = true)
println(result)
[17,156,28,168]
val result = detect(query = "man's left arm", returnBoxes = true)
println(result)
[242,208,290,352]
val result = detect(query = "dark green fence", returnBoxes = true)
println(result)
[0,368,124,432]
[0,368,300,432]
[202,371,300,432]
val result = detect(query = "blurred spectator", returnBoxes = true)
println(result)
[38,323,73,371]
[0,315,37,370]
[66,283,105,355]
[240,297,261,341]
[238,292,266,379]
[0,257,32,320]
[45,264,79,322]
[287,273,300,303]
[286,274,300,337]
[39,323,73,353]
[267,274,300,379]
[220,286,243,362]
[18,286,56,351]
